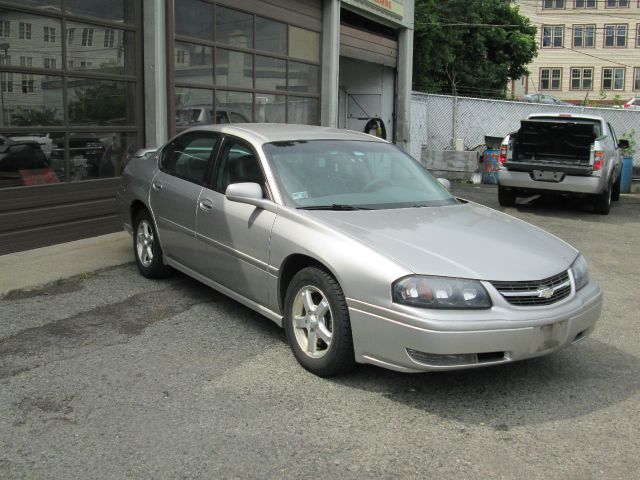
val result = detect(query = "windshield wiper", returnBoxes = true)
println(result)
[297,204,372,211]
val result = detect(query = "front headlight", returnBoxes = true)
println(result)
[392,275,492,309]
[571,254,589,291]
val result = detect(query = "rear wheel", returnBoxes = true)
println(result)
[498,185,516,207]
[593,182,612,215]
[133,210,172,278]
[284,267,355,377]
[612,173,621,202]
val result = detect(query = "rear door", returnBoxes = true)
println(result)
[195,136,276,306]
[150,131,221,269]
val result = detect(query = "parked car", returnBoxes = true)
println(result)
[521,94,573,106]
[0,135,50,187]
[498,113,626,214]
[117,124,602,376]
[623,97,640,110]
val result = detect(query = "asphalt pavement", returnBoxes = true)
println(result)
[1,184,639,479]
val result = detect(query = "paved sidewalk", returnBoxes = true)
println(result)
[0,231,132,297]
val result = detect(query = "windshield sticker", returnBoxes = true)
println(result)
[292,191,309,200]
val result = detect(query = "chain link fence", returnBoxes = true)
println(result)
[410,92,640,164]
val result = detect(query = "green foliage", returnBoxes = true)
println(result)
[620,130,636,157]
[68,81,127,125]
[413,0,537,98]
[11,107,62,126]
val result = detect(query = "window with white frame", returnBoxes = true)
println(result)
[19,56,32,67]
[540,68,562,90]
[605,0,629,7]
[81,27,94,46]
[573,25,595,48]
[0,20,9,37]
[637,24,640,48]
[104,29,115,48]
[67,28,75,45]
[44,26,56,43]
[21,73,34,93]
[604,25,628,47]
[634,68,640,91]
[1,72,13,93]
[44,57,57,69]
[602,67,625,90]
[19,22,31,40]
[542,25,564,48]
[543,0,565,8]
[574,0,596,7]
[571,67,593,90]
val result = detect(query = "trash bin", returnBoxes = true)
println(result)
[482,149,500,185]
[621,156,633,193]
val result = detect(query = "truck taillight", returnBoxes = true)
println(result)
[593,151,604,171]
[499,145,508,163]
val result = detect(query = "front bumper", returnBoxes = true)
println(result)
[498,169,605,195]
[348,281,602,373]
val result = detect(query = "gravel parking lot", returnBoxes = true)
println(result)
[1,184,639,479]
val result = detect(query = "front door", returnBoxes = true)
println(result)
[195,137,276,307]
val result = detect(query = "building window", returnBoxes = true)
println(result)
[573,25,595,48]
[104,29,115,48]
[19,56,33,67]
[540,67,562,90]
[19,22,32,40]
[604,25,628,47]
[637,24,640,48]
[574,0,596,7]
[1,72,13,93]
[542,25,564,48]
[44,26,56,43]
[0,20,10,38]
[634,68,640,90]
[176,50,185,64]
[67,28,75,45]
[605,0,629,7]
[81,27,94,46]
[602,67,625,90]
[21,73,34,93]
[44,58,57,69]
[0,54,11,65]
[571,67,593,90]
[543,0,565,7]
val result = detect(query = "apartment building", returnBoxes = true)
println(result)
[511,0,640,104]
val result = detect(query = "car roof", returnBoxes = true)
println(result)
[183,123,388,145]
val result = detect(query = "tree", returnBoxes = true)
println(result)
[413,0,537,98]
[11,107,62,126]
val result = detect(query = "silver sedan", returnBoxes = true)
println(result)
[117,124,602,376]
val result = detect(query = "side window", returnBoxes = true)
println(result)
[160,132,220,184]
[214,139,265,195]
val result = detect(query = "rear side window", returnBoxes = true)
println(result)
[160,132,220,184]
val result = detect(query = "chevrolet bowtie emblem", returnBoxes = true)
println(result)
[538,287,554,299]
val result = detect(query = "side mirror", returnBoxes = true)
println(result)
[437,178,451,191]
[618,139,630,150]
[225,182,277,213]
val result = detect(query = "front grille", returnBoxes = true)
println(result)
[491,270,572,306]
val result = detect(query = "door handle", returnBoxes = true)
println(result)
[198,198,214,212]
[151,181,163,191]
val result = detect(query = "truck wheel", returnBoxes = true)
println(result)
[612,174,621,202]
[593,183,612,215]
[498,185,516,207]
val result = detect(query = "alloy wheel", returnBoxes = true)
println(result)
[136,219,154,268]
[291,285,333,358]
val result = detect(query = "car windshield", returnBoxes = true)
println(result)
[262,140,457,210]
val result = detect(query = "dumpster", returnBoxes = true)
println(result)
[621,156,633,193]
[482,149,500,185]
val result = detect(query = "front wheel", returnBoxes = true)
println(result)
[284,267,355,377]
[498,185,516,207]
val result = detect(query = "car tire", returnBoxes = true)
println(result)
[593,182,612,215]
[284,267,355,377]
[612,173,621,202]
[498,185,516,207]
[133,210,172,278]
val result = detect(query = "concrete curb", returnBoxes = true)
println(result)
[0,231,133,297]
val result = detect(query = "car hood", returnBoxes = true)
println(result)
[305,202,577,281]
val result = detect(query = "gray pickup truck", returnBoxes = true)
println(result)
[497,113,628,214]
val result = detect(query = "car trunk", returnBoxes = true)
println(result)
[512,120,597,168]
